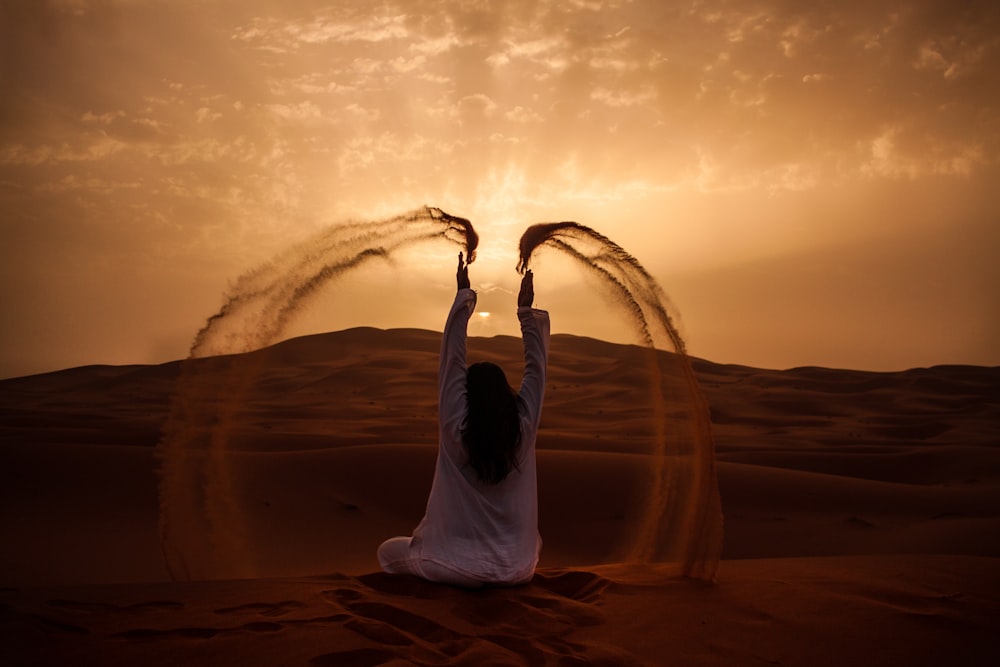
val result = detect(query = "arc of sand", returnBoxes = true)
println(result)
[156,207,477,581]
[518,222,723,581]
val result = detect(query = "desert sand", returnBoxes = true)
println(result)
[1,328,998,665]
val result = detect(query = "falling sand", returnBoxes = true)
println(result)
[157,207,477,580]
[519,222,723,580]
[156,209,721,582]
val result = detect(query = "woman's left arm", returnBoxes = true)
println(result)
[439,254,476,435]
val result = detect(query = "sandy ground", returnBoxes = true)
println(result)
[1,328,998,665]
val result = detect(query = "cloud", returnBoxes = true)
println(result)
[233,12,408,51]
[0,133,126,166]
[486,35,570,73]
[343,103,381,122]
[913,37,992,80]
[36,174,143,196]
[336,132,440,175]
[505,105,542,123]
[457,93,498,117]
[195,107,222,123]
[410,33,462,56]
[268,73,348,96]
[590,85,657,107]
[722,11,771,44]
[390,54,427,73]
[50,0,89,15]
[778,20,825,58]
[861,127,987,180]
[486,52,510,67]
[81,110,125,124]
[265,101,326,122]
[588,55,640,73]
[130,117,169,137]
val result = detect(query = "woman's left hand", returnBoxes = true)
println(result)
[457,252,471,291]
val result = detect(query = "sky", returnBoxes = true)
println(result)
[1,0,998,377]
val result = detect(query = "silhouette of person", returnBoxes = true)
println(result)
[377,252,550,587]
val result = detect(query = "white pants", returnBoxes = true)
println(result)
[376,537,490,589]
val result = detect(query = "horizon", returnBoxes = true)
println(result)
[2,0,998,377]
[3,323,995,383]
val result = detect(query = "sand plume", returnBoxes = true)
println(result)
[519,221,723,580]
[157,207,477,581]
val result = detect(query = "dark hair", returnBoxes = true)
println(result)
[461,362,522,485]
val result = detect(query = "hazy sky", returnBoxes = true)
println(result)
[1,0,998,377]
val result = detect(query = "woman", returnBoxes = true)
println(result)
[377,252,550,587]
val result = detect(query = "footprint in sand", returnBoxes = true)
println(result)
[455,570,610,630]
[531,570,613,603]
[311,571,625,667]
[47,599,184,614]
[24,614,91,636]
[115,620,284,641]
[213,600,308,617]
[327,587,466,650]
[309,647,398,667]
[111,598,348,643]
[355,572,444,599]
[324,585,528,663]
[325,587,365,605]
[37,599,185,637]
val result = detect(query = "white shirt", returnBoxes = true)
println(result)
[411,288,550,583]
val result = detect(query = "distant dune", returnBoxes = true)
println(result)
[1,329,998,665]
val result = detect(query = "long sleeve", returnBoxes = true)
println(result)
[438,288,476,451]
[516,306,550,430]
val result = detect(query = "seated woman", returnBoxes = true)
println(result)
[377,253,550,587]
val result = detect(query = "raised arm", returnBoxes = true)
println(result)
[439,254,476,436]
[516,270,549,428]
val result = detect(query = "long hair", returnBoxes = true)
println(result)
[461,361,522,485]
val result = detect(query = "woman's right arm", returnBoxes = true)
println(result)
[517,270,549,427]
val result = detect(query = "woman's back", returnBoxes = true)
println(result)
[377,261,549,587]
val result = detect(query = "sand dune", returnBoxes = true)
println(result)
[1,328,998,664]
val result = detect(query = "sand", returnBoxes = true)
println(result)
[1,328,998,665]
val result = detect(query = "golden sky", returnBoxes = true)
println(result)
[1,0,998,377]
